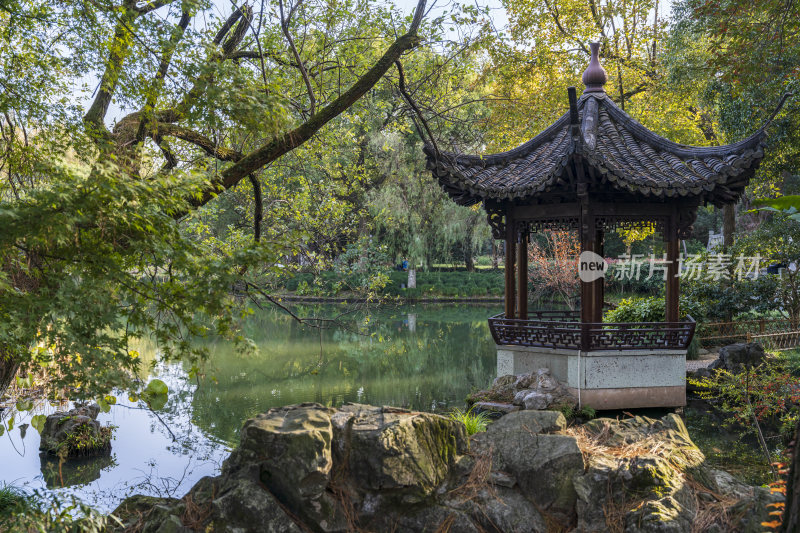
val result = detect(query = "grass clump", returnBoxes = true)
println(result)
[0,484,30,515]
[449,407,490,435]
[59,423,114,457]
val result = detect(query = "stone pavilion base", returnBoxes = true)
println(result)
[496,345,686,410]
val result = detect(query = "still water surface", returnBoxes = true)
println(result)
[0,303,500,511]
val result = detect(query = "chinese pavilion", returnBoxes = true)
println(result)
[424,43,787,409]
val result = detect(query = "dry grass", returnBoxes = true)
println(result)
[601,487,648,533]
[180,490,214,531]
[565,421,721,532]
[434,513,458,533]
[684,477,739,533]
[448,448,494,504]
[564,421,703,471]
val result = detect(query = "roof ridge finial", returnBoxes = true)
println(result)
[582,42,607,94]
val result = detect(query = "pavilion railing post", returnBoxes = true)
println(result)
[666,235,680,324]
[517,231,528,320]
[505,214,516,319]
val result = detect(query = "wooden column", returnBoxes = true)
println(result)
[579,196,594,352]
[666,236,680,323]
[504,218,516,319]
[517,232,528,320]
[579,209,594,323]
[594,228,604,323]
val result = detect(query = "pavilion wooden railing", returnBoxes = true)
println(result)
[488,313,696,351]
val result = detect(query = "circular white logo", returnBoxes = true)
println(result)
[578,251,608,282]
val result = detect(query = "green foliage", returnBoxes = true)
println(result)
[558,404,596,421]
[448,406,490,435]
[688,362,800,442]
[279,270,505,298]
[604,295,703,323]
[735,214,800,324]
[0,483,29,514]
[0,161,284,399]
[0,490,120,532]
[681,275,780,322]
[58,423,114,457]
[141,378,169,410]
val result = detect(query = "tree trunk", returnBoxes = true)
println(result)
[465,250,475,272]
[723,203,736,249]
[782,419,800,532]
[0,350,20,397]
[491,242,499,270]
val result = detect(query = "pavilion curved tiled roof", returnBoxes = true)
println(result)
[425,45,788,208]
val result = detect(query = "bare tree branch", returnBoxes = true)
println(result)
[279,0,316,116]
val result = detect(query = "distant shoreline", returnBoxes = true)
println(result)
[276,295,505,304]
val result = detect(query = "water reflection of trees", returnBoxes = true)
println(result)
[188,304,500,443]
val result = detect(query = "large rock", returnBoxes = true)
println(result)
[224,403,334,516]
[39,403,111,456]
[473,410,583,522]
[708,343,766,373]
[573,414,705,533]
[113,404,782,533]
[332,404,467,504]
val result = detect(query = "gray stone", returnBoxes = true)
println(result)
[111,403,783,533]
[472,401,520,416]
[512,388,536,406]
[708,343,766,373]
[625,494,694,533]
[39,403,111,456]
[335,403,467,504]
[197,472,305,533]
[488,410,567,435]
[223,403,343,530]
[487,470,516,488]
[476,411,583,522]
[536,368,560,391]
[446,486,547,533]
[523,391,553,410]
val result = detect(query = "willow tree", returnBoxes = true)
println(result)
[0,0,429,397]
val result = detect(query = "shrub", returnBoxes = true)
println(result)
[604,295,704,323]
[688,361,800,444]
[681,275,779,322]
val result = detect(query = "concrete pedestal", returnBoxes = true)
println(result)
[496,345,686,410]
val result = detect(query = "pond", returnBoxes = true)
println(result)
[0,303,501,512]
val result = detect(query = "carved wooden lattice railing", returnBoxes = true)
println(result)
[489,313,696,351]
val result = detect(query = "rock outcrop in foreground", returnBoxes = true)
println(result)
[113,403,779,532]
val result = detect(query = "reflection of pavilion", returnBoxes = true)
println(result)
[425,43,784,409]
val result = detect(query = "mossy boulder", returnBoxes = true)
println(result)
[333,404,468,504]
[39,403,113,457]
[112,404,782,533]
